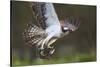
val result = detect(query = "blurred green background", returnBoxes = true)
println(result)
[11,1,96,66]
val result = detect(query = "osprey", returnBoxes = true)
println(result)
[23,2,80,58]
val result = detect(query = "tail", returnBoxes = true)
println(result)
[23,23,46,46]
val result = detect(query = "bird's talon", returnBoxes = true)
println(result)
[49,49,55,55]
[40,50,46,56]
[48,45,53,49]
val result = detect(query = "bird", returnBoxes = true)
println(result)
[23,2,80,59]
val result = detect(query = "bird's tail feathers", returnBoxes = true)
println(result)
[23,23,46,46]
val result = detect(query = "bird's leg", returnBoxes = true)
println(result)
[40,34,54,49]
[38,34,55,56]
[47,38,57,48]
[44,38,57,55]
[40,39,46,50]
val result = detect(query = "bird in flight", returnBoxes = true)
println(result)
[23,2,80,59]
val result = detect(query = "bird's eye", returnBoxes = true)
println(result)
[63,27,68,31]
[62,27,68,32]
[62,26,72,33]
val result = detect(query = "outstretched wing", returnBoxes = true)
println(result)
[60,16,80,32]
[66,16,80,31]
[32,2,60,29]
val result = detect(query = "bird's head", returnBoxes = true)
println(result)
[60,16,80,33]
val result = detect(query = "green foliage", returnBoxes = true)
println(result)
[12,53,96,66]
